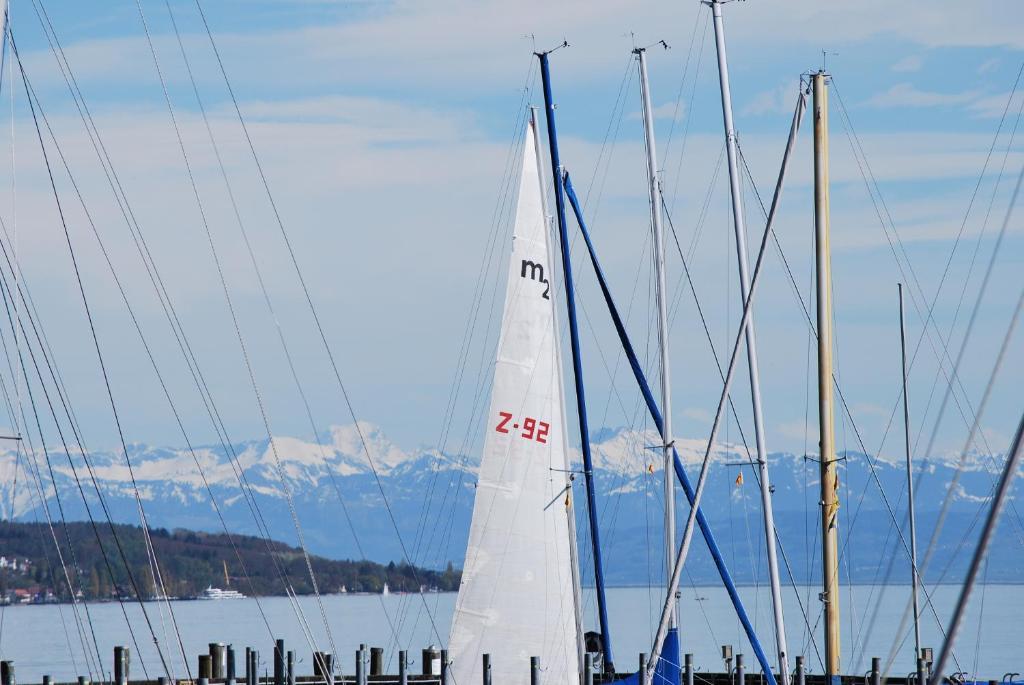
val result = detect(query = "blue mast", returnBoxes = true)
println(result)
[536,49,615,673]
[563,170,778,685]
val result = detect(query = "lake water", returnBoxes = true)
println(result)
[0,585,1019,682]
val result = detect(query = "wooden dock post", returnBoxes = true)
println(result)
[356,647,366,685]
[916,657,926,685]
[227,645,237,685]
[423,648,440,676]
[275,639,286,685]
[530,656,540,685]
[0,660,13,685]
[314,652,333,682]
[440,649,449,685]
[199,654,214,679]
[371,647,384,676]
[114,646,129,685]
[795,656,804,685]
[584,653,593,685]
[42,676,51,685]
[685,654,694,685]
[77,677,88,685]
[482,654,492,685]
[198,679,209,685]
[249,649,260,685]
[158,677,169,685]
[211,643,226,678]
[871,657,881,685]
[399,651,408,685]
[287,651,296,685]
[736,654,745,685]
[639,653,647,685]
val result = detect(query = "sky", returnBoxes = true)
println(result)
[0,0,1022,464]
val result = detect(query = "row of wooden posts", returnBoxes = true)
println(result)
[0,642,945,685]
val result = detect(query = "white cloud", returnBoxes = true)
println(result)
[891,55,924,73]
[742,82,801,117]
[862,83,980,109]
[978,58,1002,75]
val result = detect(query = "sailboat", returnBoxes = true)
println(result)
[448,112,581,685]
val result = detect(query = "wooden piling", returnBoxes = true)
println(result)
[399,650,408,685]
[42,677,51,685]
[287,651,296,685]
[530,656,540,685]
[795,656,805,685]
[917,657,927,685]
[584,653,593,685]
[227,645,237,685]
[371,648,384,676]
[157,677,169,685]
[685,654,694,685]
[77,677,88,685]
[482,654,491,685]
[199,654,214,679]
[211,643,226,679]
[639,653,647,685]
[275,639,286,685]
[736,653,745,685]
[249,649,260,685]
[356,647,366,685]
[871,657,881,685]
[198,679,209,685]
[114,646,129,685]
[0,661,13,685]
[423,649,440,676]
[440,650,449,685]
[314,652,334,682]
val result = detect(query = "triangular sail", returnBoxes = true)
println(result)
[448,118,580,685]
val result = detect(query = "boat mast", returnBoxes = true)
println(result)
[530,104,586,669]
[898,283,922,662]
[708,2,790,681]
[812,70,841,682]
[536,48,615,673]
[635,44,677,636]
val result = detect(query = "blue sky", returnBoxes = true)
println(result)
[1,0,1023,463]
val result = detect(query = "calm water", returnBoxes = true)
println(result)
[0,585,1019,682]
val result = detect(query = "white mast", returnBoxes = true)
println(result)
[531,105,586,669]
[898,283,922,661]
[709,2,790,682]
[635,44,677,634]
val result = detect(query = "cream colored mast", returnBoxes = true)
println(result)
[812,70,841,681]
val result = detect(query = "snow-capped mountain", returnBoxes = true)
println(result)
[3,423,1021,585]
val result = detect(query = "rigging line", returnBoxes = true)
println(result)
[191,0,447,644]
[161,0,398,656]
[0,316,99,679]
[400,102,533,624]
[0,260,150,682]
[831,94,1010,481]
[132,0,339,662]
[668,11,710,217]
[929,295,1024,685]
[831,80,1013,477]
[0,243,107,680]
[734,142,963,667]
[23,5,324,645]
[11,36,180,680]
[662,1,703,164]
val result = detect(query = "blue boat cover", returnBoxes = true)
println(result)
[612,627,681,685]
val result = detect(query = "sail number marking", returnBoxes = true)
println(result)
[496,411,550,444]
[520,260,550,299]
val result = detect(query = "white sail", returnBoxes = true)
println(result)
[448,118,580,685]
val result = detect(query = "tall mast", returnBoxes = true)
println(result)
[537,49,615,673]
[635,45,677,634]
[530,104,586,669]
[812,69,841,681]
[709,2,790,681]
[898,283,922,661]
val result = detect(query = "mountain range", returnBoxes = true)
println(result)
[2,421,1021,586]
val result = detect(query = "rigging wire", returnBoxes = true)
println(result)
[11,32,181,678]
[190,0,448,645]
[25,0,326,655]
[131,0,340,662]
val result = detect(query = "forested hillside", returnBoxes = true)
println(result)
[0,521,459,603]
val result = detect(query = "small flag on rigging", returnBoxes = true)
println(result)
[735,471,743,487]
